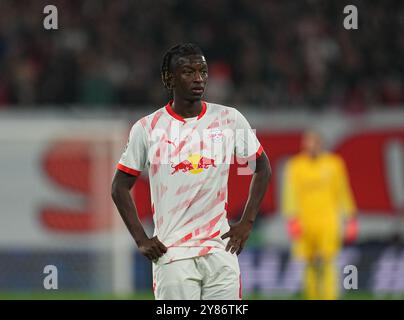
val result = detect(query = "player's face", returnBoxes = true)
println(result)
[302,131,322,155]
[171,55,208,101]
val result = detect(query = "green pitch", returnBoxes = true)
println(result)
[1,291,402,300]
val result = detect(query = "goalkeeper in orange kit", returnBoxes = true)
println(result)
[282,130,358,300]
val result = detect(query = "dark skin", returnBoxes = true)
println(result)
[111,171,166,261]
[111,53,271,260]
[166,55,209,117]
[221,152,271,254]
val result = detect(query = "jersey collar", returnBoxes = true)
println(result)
[165,100,207,123]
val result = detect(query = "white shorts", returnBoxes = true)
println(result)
[152,249,241,300]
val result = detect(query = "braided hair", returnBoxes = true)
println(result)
[161,43,204,94]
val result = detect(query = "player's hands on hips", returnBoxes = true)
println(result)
[221,220,253,255]
[137,236,167,261]
[286,217,302,241]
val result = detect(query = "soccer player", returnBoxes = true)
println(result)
[111,43,271,300]
[282,130,358,300]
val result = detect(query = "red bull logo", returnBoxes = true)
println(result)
[171,154,216,175]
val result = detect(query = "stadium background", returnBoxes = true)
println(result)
[0,0,403,299]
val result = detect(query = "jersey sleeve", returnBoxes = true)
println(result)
[116,120,148,176]
[234,109,263,159]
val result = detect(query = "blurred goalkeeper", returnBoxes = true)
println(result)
[282,130,358,300]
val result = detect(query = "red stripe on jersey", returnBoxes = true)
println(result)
[170,124,198,158]
[170,232,193,246]
[197,101,207,120]
[170,140,187,158]
[150,164,159,177]
[169,212,224,247]
[207,117,219,129]
[222,118,235,126]
[245,145,264,161]
[151,111,164,129]
[116,163,141,176]
[256,145,264,157]
[196,230,220,245]
[193,212,223,238]
[183,187,226,225]
[150,122,172,177]
[221,109,230,116]
[140,117,148,130]
[165,101,186,123]
[236,145,264,164]
[200,141,208,150]
[198,246,213,256]
[206,212,222,230]
[175,176,214,195]
[169,189,210,215]
[156,184,168,202]
[165,101,206,122]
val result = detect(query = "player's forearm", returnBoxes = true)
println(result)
[111,186,148,245]
[240,154,271,225]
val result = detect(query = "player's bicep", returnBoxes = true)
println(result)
[112,169,138,191]
[255,150,271,174]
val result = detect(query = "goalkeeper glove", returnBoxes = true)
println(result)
[287,217,302,240]
[344,218,358,244]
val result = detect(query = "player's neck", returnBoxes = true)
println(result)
[172,98,203,118]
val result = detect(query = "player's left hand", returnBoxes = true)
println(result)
[221,220,253,255]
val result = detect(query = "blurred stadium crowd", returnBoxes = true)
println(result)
[0,0,403,110]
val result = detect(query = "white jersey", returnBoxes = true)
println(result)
[117,101,263,265]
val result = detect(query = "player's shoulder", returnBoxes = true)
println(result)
[321,152,346,168]
[205,101,237,115]
[285,153,304,171]
[322,152,344,163]
[289,153,306,164]
[205,102,249,127]
[132,106,167,130]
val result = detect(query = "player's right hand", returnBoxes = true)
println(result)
[287,218,302,241]
[137,236,167,261]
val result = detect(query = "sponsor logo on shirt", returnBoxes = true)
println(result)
[171,153,216,175]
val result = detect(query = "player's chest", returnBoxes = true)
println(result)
[148,120,234,166]
[297,162,335,189]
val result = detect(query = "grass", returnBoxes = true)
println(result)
[1,291,402,300]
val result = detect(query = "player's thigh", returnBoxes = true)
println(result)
[201,250,241,300]
[153,258,202,300]
[293,236,315,261]
[317,230,340,261]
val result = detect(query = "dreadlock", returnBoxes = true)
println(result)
[161,43,204,94]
